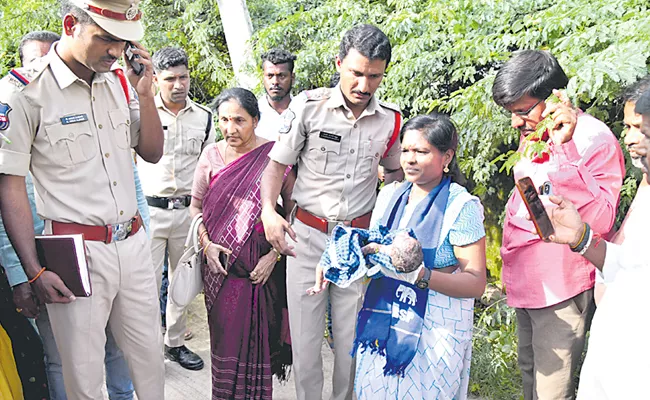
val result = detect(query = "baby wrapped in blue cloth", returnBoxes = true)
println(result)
[308,225,424,295]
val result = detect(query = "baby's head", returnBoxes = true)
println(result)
[388,231,424,273]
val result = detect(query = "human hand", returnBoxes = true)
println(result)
[12,282,40,318]
[361,243,383,256]
[261,208,296,257]
[123,42,154,98]
[543,195,584,246]
[33,271,76,304]
[205,242,231,276]
[307,264,328,295]
[541,89,578,145]
[250,251,278,285]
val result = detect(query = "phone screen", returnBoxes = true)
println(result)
[124,43,143,75]
[516,177,555,240]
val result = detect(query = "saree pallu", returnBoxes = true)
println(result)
[201,142,291,400]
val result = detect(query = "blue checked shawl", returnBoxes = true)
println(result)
[320,225,417,288]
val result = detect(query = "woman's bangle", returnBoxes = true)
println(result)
[29,267,46,284]
[271,248,282,262]
[199,231,209,247]
[203,241,212,258]
[578,229,594,256]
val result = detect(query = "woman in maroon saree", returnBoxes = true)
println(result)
[190,88,294,399]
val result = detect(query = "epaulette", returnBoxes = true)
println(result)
[194,102,213,116]
[378,99,401,114]
[302,87,331,102]
[3,59,48,91]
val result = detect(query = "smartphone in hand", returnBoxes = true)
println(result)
[124,42,143,75]
[516,177,555,240]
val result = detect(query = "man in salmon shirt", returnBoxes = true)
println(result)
[492,50,625,400]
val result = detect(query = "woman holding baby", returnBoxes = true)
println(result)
[354,114,487,400]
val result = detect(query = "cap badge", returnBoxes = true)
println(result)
[125,3,139,21]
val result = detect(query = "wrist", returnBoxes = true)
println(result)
[569,223,587,248]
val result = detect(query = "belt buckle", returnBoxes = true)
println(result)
[172,198,184,209]
[112,220,133,242]
[327,220,344,234]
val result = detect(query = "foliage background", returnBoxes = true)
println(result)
[1,0,649,397]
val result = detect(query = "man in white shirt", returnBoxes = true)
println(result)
[138,46,214,370]
[595,76,650,304]
[256,48,296,141]
[545,88,650,399]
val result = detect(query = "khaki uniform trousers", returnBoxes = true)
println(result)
[46,228,164,400]
[287,219,365,400]
[516,288,596,400]
[149,206,192,347]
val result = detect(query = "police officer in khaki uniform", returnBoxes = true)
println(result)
[137,46,213,370]
[0,1,165,398]
[260,24,404,400]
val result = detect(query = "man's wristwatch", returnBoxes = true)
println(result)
[416,267,431,290]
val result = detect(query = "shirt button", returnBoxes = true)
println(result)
[375,152,379,157]
[113,181,117,186]
[341,197,346,202]
[321,146,326,151]
[29,377,36,383]
[92,96,96,101]
[104,153,110,158]
[98,124,103,129]
[350,149,355,154]
[346,174,351,179]
[126,119,130,125]
[120,210,124,216]
[353,123,358,128]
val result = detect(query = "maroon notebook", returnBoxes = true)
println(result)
[35,234,92,297]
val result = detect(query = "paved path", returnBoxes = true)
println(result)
[104,293,483,399]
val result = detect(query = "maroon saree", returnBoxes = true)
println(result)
[201,142,291,400]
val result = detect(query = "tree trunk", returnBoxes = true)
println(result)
[216,0,256,89]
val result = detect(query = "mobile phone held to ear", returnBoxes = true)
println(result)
[516,177,555,240]
[124,42,143,75]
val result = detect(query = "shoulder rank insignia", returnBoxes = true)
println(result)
[0,102,12,132]
[378,99,401,113]
[279,109,296,134]
[9,69,30,86]
[303,87,331,101]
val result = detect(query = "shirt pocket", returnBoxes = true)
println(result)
[359,139,385,180]
[305,135,341,175]
[44,120,97,167]
[108,108,132,149]
[184,129,204,155]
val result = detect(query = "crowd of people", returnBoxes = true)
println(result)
[0,1,648,400]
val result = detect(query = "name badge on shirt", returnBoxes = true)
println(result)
[319,131,341,143]
[60,114,89,125]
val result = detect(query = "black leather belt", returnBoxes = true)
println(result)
[146,195,191,210]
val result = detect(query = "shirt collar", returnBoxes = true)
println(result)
[48,43,107,90]
[326,84,386,117]
[155,93,193,114]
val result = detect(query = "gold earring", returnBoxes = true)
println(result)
[444,165,449,173]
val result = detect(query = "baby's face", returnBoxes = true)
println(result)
[389,233,423,273]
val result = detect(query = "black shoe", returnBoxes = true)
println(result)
[164,345,204,371]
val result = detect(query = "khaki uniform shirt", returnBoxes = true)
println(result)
[137,94,215,197]
[0,47,142,226]
[269,85,401,221]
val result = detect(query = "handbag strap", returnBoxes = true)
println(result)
[185,212,203,251]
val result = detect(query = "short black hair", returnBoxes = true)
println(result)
[339,24,392,67]
[19,31,60,64]
[621,76,650,104]
[152,47,189,73]
[59,0,97,26]
[492,50,569,108]
[260,48,297,73]
[213,88,260,120]
[635,89,650,116]
[401,113,465,184]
